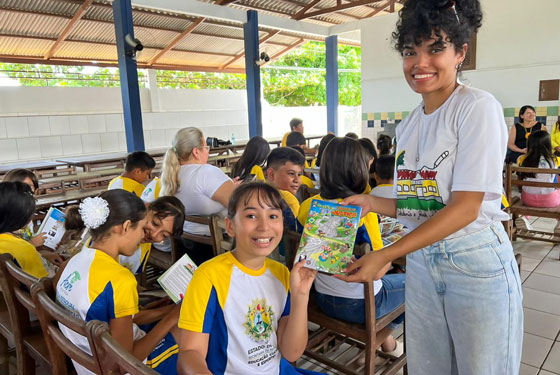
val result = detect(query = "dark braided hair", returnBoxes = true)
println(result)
[393,0,483,54]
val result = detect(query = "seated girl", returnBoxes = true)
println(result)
[177,182,324,375]
[230,136,270,182]
[56,190,180,375]
[0,181,48,279]
[297,137,404,356]
[161,127,236,265]
[518,131,560,232]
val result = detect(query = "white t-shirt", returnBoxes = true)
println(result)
[175,164,231,235]
[522,157,557,195]
[370,184,395,199]
[394,85,509,236]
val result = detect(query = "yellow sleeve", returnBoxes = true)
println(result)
[517,155,526,166]
[551,126,560,150]
[360,213,383,251]
[250,165,266,182]
[154,178,162,199]
[131,181,146,198]
[556,157,560,167]
[297,197,315,227]
[300,175,315,188]
[281,132,289,147]
[113,273,139,318]
[363,183,372,195]
[179,268,218,333]
[280,190,300,217]
[0,237,48,279]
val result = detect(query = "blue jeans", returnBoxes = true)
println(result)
[406,222,523,375]
[315,273,405,331]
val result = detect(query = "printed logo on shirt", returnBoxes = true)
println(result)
[244,298,274,342]
[142,187,152,198]
[61,271,81,292]
[396,150,448,216]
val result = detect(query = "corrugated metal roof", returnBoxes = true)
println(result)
[0,0,379,72]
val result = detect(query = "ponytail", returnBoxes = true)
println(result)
[160,127,204,196]
[161,148,181,196]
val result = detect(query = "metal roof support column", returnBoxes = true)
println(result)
[243,10,262,138]
[113,0,145,151]
[326,35,338,135]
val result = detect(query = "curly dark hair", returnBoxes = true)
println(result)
[393,0,483,53]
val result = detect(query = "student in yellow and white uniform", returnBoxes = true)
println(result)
[141,177,162,204]
[0,181,48,279]
[281,118,304,147]
[56,191,181,375]
[177,182,324,375]
[230,136,270,182]
[108,151,156,197]
[76,196,185,275]
[266,147,305,231]
[297,137,405,356]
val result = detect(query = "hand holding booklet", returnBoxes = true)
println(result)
[157,254,198,304]
[36,207,66,250]
[295,199,361,275]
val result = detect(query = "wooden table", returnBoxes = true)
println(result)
[35,188,106,210]
[0,160,68,176]
[57,153,127,172]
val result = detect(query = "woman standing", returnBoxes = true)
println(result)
[338,1,523,374]
[506,105,547,163]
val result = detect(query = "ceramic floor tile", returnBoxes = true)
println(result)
[524,308,560,340]
[546,248,560,260]
[524,273,560,295]
[523,288,560,316]
[534,261,560,278]
[521,333,554,368]
[514,241,553,260]
[538,370,559,375]
[542,341,560,374]
[522,257,543,272]
[519,363,539,375]
[521,270,531,283]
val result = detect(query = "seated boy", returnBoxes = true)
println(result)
[108,151,156,197]
[288,144,315,189]
[370,155,395,199]
[266,147,305,231]
[281,118,304,147]
[177,182,323,375]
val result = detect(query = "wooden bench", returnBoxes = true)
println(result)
[0,254,50,375]
[505,164,560,252]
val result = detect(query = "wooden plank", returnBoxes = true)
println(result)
[295,0,383,20]
[44,0,94,60]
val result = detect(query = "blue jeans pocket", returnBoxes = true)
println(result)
[448,241,506,278]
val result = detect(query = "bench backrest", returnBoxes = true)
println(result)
[87,320,158,375]
[31,279,102,374]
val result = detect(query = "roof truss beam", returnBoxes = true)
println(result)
[220,30,280,69]
[148,17,205,65]
[262,38,305,66]
[295,0,384,20]
[44,0,94,60]
[364,0,397,18]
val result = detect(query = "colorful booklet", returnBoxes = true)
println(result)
[157,254,198,304]
[36,207,66,250]
[379,217,408,247]
[295,199,361,275]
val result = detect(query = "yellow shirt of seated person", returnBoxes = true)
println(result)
[108,176,146,198]
[0,233,48,279]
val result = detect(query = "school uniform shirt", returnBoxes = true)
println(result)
[300,175,315,189]
[179,252,291,375]
[297,195,383,299]
[175,164,231,236]
[0,233,48,279]
[83,237,151,276]
[394,85,509,235]
[56,247,139,375]
[281,132,290,147]
[279,190,299,231]
[249,165,266,182]
[108,176,146,198]
[141,177,161,203]
[370,184,395,199]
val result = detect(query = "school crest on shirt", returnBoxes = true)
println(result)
[244,298,274,342]
[395,150,447,215]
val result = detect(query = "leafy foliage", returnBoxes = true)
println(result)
[0,41,361,106]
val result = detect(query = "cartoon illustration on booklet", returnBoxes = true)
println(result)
[296,199,361,274]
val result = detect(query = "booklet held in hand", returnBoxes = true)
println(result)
[295,199,361,274]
